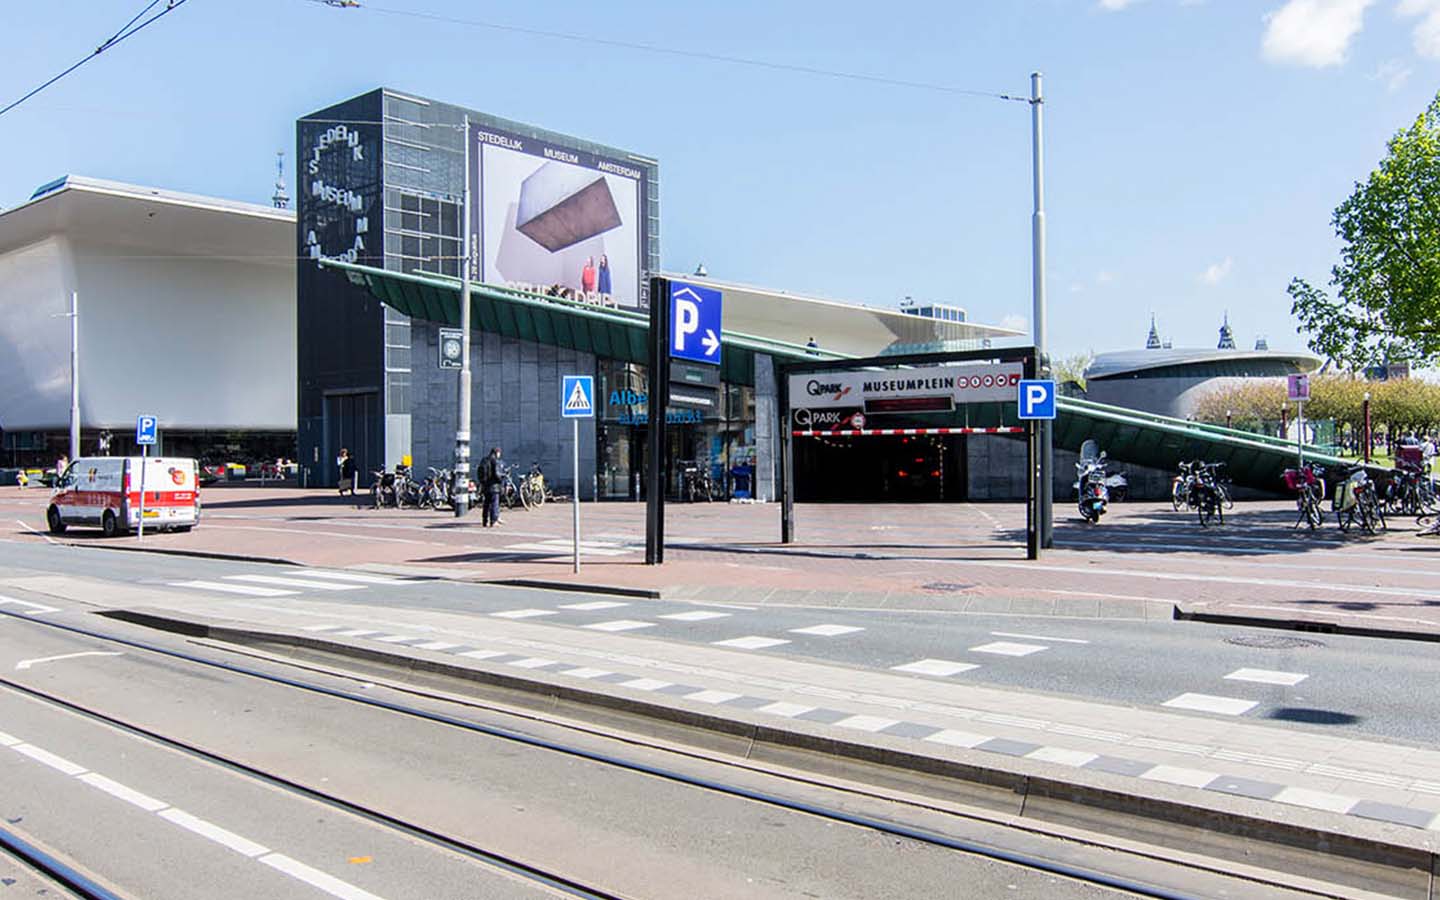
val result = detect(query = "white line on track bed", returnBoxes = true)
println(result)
[169,580,298,597]
[990,631,1089,644]
[1162,693,1258,716]
[226,575,365,591]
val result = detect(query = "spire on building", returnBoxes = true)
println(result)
[1254,335,1269,351]
[1217,311,1236,350]
[271,151,290,210]
[1145,313,1162,350]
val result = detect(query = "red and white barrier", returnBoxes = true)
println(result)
[791,427,1026,437]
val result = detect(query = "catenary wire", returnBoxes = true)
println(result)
[0,0,192,120]
[298,0,1030,103]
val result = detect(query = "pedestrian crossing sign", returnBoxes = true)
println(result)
[562,375,595,418]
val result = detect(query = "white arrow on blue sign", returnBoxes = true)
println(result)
[135,414,158,445]
[561,375,595,419]
[1017,380,1056,420]
[669,280,723,366]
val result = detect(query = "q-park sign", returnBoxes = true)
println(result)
[669,280,722,366]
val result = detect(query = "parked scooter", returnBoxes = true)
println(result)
[1074,440,1111,523]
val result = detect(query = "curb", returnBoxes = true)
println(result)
[59,542,303,567]
[1173,605,1440,644]
[486,579,662,600]
[105,607,1438,898]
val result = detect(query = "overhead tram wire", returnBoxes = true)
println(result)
[299,0,1027,104]
[0,0,193,120]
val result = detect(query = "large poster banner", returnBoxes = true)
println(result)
[789,363,1024,411]
[469,125,647,309]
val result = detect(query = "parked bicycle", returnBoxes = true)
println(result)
[369,468,398,509]
[1171,461,1198,512]
[519,462,552,509]
[678,460,718,502]
[1188,462,1229,528]
[498,463,522,510]
[1381,460,1436,517]
[1333,464,1386,535]
[1282,462,1325,530]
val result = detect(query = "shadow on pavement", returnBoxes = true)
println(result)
[1265,708,1361,726]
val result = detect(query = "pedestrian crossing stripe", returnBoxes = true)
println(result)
[561,375,594,418]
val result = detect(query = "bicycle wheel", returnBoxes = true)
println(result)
[371,484,382,510]
[519,480,536,510]
[529,478,545,509]
[1219,483,1234,510]
[1171,481,1184,512]
[1304,494,1324,529]
[1358,495,1377,535]
[1197,496,1215,528]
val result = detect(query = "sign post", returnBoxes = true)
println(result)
[1288,374,1310,470]
[1017,378,1055,561]
[135,415,157,540]
[562,375,595,573]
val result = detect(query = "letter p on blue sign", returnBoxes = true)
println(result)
[1017,380,1056,420]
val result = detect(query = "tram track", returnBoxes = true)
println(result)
[0,821,120,899]
[0,605,1330,900]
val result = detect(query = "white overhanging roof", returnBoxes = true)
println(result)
[1086,347,1322,380]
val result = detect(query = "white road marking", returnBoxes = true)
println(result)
[713,636,790,650]
[300,624,345,632]
[1026,747,1099,767]
[890,659,979,677]
[412,641,462,651]
[1272,786,1358,814]
[372,635,420,644]
[619,678,671,691]
[332,629,383,638]
[491,609,556,619]
[756,702,815,718]
[990,631,1090,645]
[459,649,507,660]
[506,657,558,669]
[159,808,270,857]
[788,624,864,637]
[15,651,122,671]
[227,575,365,592]
[78,773,168,812]
[1224,668,1309,687]
[559,601,629,611]
[16,519,57,545]
[295,570,415,585]
[170,580,298,597]
[12,744,87,776]
[0,596,60,615]
[505,542,630,557]
[0,730,20,746]
[1162,693,1258,716]
[584,620,655,633]
[659,610,731,622]
[684,689,742,704]
[834,715,898,733]
[560,667,612,679]
[1140,765,1218,788]
[259,853,386,900]
[970,641,1048,657]
[924,729,992,749]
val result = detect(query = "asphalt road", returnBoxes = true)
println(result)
[0,587,1140,900]
[2,540,1433,746]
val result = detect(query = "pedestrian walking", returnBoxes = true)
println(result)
[337,449,356,496]
[54,455,69,481]
[478,446,504,527]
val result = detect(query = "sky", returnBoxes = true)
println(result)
[1,0,1438,360]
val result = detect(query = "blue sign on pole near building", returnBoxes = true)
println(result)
[135,414,158,445]
[669,280,723,366]
[1017,380,1056,420]
[561,375,595,418]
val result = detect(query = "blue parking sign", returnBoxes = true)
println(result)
[1017,380,1056,420]
[562,375,594,419]
[669,280,723,366]
[136,414,158,445]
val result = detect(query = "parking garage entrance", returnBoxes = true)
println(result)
[779,348,1042,558]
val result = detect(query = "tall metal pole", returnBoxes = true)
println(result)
[454,117,473,517]
[1030,73,1052,549]
[572,417,581,573]
[69,291,80,461]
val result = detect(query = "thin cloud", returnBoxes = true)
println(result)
[1098,0,1143,9]
[1371,58,1413,90]
[1398,0,1440,58]
[1201,257,1234,285]
[1261,0,1375,67]
[1096,270,1115,284]
[1000,313,1029,333]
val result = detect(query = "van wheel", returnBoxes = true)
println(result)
[101,510,120,538]
[173,526,193,533]
[46,506,66,535]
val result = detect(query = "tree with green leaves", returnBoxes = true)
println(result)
[1289,92,1440,368]
[1051,351,1095,390]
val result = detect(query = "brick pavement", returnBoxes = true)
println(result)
[4,484,1440,635]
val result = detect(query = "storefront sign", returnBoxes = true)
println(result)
[789,363,1024,411]
[791,407,864,431]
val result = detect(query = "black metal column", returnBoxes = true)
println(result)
[778,364,794,543]
[645,276,670,565]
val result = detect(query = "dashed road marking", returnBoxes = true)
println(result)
[227,575,366,592]
[583,620,655,633]
[506,657,558,670]
[834,715,898,733]
[412,641,462,651]
[372,635,421,644]
[712,636,790,650]
[1224,668,1308,687]
[170,580,298,597]
[490,609,556,619]
[260,853,386,900]
[1140,765,1218,788]
[0,596,61,615]
[685,689,742,705]
[1026,747,1099,768]
[296,570,417,585]
[160,808,270,857]
[560,601,629,611]
[459,649,506,660]
[1272,786,1358,814]
[970,641,1048,657]
[891,659,979,677]
[13,744,86,775]
[619,677,671,691]
[560,667,612,679]
[788,624,864,637]
[332,629,383,638]
[78,773,167,812]
[1162,693,1258,716]
[924,729,992,749]
[756,702,815,718]
[659,610,731,622]
[990,631,1089,645]
[300,624,345,632]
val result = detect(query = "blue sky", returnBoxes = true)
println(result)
[2,0,1437,358]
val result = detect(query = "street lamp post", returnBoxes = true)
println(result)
[1030,71,1052,549]
[1363,391,1372,463]
[455,117,473,517]
[50,292,80,460]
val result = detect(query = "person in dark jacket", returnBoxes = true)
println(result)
[337,449,356,496]
[477,446,504,527]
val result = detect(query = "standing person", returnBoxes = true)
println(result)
[581,257,597,296]
[478,446,504,527]
[597,254,612,296]
[337,449,356,497]
[54,455,69,482]
[1424,433,1438,473]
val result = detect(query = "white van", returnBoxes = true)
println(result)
[47,456,200,536]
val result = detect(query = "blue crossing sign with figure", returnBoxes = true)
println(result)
[135,414,158,445]
[1017,380,1056,420]
[669,280,722,366]
[561,375,595,418]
